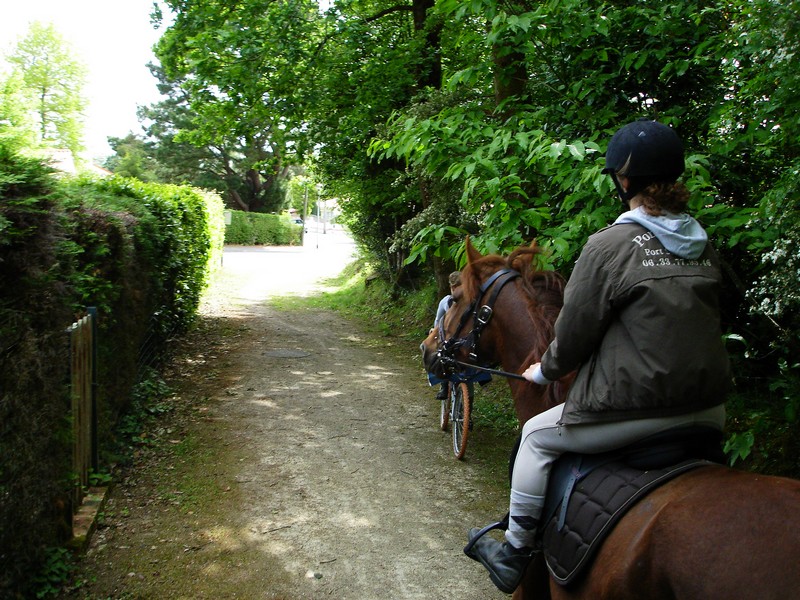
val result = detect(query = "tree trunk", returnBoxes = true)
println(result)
[492,47,527,110]
[413,0,442,90]
[229,189,249,211]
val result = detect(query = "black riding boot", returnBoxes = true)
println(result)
[435,382,448,400]
[464,528,537,594]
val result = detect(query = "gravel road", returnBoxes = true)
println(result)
[67,229,512,599]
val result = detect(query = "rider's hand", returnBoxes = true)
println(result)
[521,363,540,382]
[522,362,552,385]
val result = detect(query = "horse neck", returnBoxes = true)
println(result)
[490,283,549,370]
[491,286,555,423]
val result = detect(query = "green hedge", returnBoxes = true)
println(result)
[0,143,224,597]
[224,209,301,245]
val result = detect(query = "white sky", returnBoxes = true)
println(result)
[0,0,168,160]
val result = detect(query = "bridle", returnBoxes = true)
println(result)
[436,268,528,381]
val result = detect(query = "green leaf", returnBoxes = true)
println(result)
[549,140,566,158]
[567,141,585,159]
[723,431,755,466]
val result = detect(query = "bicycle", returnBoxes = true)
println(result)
[439,377,474,460]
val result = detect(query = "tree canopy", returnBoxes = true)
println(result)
[1,21,87,157]
[131,0,799,336]
[138,0,324,212]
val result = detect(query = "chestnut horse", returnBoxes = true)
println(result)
[421,240,800,600]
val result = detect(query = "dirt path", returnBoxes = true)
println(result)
[68,235,512,599]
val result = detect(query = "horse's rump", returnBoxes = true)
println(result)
[550,466,800,600]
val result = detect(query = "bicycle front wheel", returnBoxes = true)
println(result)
[451,381,473,460]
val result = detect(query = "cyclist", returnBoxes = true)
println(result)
[431,271,462,399]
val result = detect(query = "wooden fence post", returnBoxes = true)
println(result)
[69,309,96,510]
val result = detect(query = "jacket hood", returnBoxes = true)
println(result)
[614,206,707,259]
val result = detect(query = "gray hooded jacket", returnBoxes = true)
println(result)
[541,208,731,425]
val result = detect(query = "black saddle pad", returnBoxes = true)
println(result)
[540,427,723,587]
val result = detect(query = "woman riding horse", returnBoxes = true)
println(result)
[465,119,732,593]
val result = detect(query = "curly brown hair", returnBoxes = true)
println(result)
[638,181,691,215]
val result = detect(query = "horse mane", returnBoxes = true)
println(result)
[461,242,566,374]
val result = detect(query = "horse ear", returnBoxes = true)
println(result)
[465,236,483,264]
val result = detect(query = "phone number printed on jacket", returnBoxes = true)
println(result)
[640,254,712,268]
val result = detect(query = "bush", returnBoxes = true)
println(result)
[224,210,301,245]
[224,209,255,244]
[0,145,74,596]
[54,177,225,453]
[0,143,225,597]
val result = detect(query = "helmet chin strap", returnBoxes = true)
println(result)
[610,172,633,209]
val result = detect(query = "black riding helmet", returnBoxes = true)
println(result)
[603,118,685,205]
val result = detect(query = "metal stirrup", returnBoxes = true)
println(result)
[463,513,510,555]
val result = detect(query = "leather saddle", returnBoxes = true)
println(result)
[467,426,725,586]
[541,426,724,586]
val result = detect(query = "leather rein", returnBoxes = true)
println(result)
[436,268,528,382]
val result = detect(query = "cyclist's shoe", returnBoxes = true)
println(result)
[435,384,448,400]
[464,529,537,594]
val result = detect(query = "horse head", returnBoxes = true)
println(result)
[421,237,567,423]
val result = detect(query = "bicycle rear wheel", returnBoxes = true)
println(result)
[451,381,473,460]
